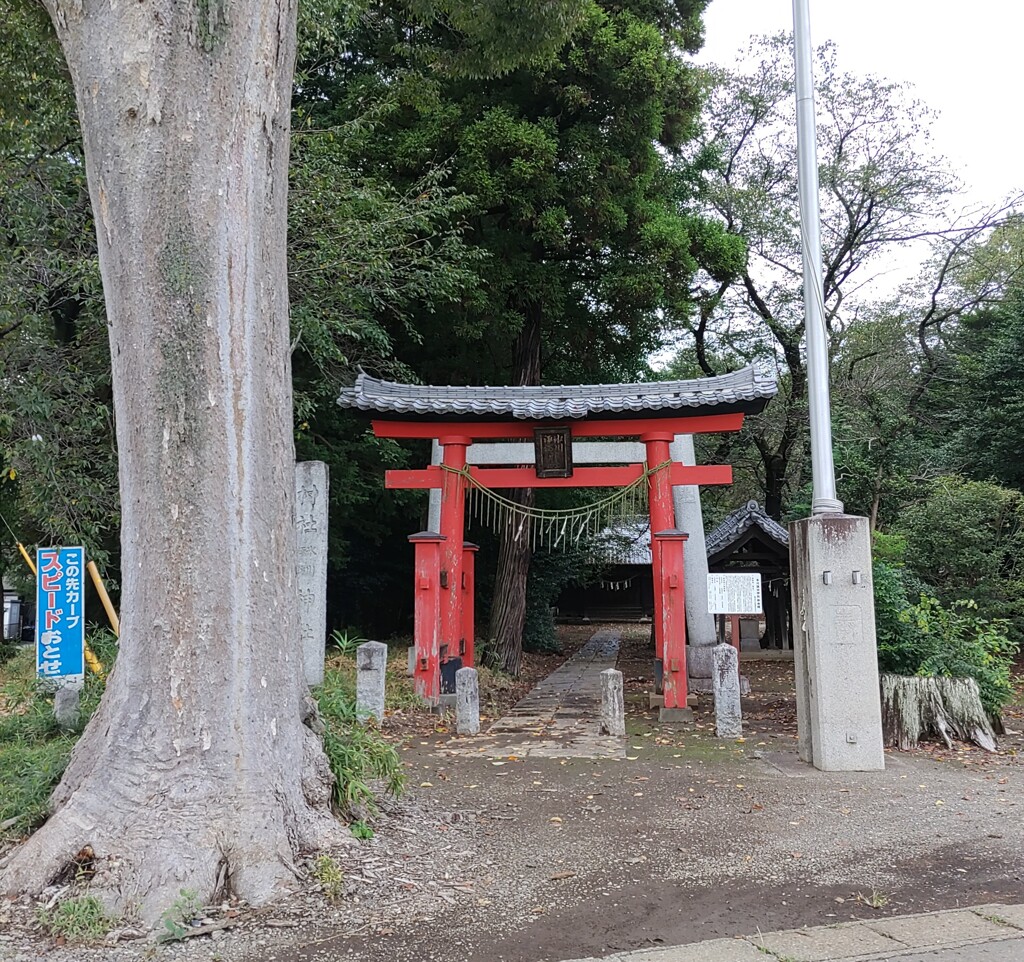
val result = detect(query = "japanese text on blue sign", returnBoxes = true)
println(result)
[36,546,86,683]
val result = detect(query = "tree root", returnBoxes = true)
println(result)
[1,725,346,926]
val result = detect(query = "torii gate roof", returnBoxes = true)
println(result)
[337,365,777,421]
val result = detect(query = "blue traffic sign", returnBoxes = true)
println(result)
[36,546,86,684]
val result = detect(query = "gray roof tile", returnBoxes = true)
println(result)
[337,366,777,420]
[705,500,790,556]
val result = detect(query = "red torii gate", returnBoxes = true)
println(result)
[338,367,777,713]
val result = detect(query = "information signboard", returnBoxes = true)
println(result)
[36,546,86,686]
[707,572,763,615]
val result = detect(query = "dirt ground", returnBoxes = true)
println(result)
[279,629,1022,962]
[2,627,1022,962]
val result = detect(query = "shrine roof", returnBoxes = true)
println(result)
[337,365,776,421]
[706,500,789,560]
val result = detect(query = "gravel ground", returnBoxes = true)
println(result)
[2,642,1021,962]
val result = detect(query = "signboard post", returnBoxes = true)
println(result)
[707,573,763,615]
[36,546,86,689]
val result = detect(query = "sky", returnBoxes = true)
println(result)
[695,1,1024,209]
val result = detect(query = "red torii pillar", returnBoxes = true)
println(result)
[408,531,444,703]
[654,530,689,711]
[438,435,470,687]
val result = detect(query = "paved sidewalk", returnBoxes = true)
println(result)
[442,628,625,759]
[559,904,1024,962]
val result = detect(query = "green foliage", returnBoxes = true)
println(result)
[893,477,1024,639]
[929,286,1024,491]
[0,649,71,837]
[524,544,603,653]
[302,0,727,386]
[36,895,114,941]
[901,597,1016,717]
[156,888,202,944]
[328,629,366,658]
[315,669,404,815]
[873,561,1019,716]
[312,854,345,901]
[349,819,374,840]
[0,9,119,565]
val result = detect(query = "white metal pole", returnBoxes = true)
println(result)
[793,0,843,515]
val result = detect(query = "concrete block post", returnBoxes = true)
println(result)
[455,667,480,735]
[295,461,329,687]
[599,668,626,736]
[712,643,742,738]
[790,515,885,771]
[355,641,388,723]
[53,686,80,731]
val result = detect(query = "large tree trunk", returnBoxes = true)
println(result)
[488,311,541,676]
[1,0,339,923]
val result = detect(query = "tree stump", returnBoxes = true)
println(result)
[880,674,997,752]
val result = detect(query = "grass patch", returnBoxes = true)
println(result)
[312,854,345,901]
[0,648,78,838]
[37,895,115,941]
[156,888,203,943]
[323,641,422,713]
[1,631,407,844]
[0,630,117,838]
[315,668,405,818]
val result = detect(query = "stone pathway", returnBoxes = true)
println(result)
[441,629,626,759]
[557,903,1024,962]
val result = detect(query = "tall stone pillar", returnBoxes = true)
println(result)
[789,514,884,771]
[670,434,717,679]
[295,461,329,687]
[428,439,442,531]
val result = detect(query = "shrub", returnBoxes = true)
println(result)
[874,561,1018,716]
[899,596,1017,717]
[894,476,1024,640]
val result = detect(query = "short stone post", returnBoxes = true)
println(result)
[53,686,80,731]
[599,668,626,736]
[355,641,388,723]
[712,643,742,738]
[455,667,480,735]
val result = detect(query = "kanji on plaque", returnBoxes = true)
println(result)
[36,546,86,685]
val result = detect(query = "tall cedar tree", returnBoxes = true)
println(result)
[299,0,743,671]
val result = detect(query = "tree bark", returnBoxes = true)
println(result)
[487,311,541,676]
[1,0,339,923]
